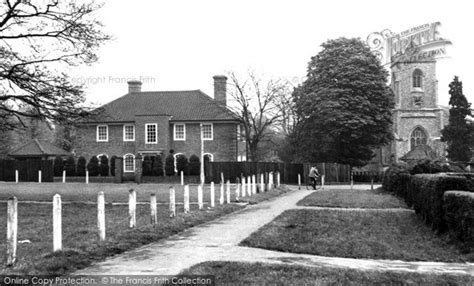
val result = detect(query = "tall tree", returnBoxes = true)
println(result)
[441,76,473,162]
[0,0,110,131]
[227,71,291,162]
[292,38,394,166]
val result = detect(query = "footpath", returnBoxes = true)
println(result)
[76,185,474,276]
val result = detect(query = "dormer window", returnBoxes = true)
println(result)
[413,69,423,89]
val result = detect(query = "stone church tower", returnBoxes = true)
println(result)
[389,60,447,162]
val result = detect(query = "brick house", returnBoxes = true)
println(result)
[74,75,243,174]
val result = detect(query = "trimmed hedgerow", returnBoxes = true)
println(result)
[382,163,411,197]
[164,154,175,176]
[53,156,64,177]
[142,156,152,176]
[64,155,76,176]
[189,154,200,176]
[87,156,99,176]
[152,155,164,176]
[76,156,86,176]
[444,191,474,248]
[176,154,188,175]
[99,155,109,176]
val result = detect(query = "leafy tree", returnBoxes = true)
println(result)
[176,154,188,175]
[64,155,76,176]
[76,156,86,176]
[53,155,64,176]
[87,156,99,176]
[441,76,473,162]
[110,155,117,176]
[152,155,164,176]
[0,0,110,131]
[142,156,152,176]
[98,155,109,176]
[189,154,200,176]
[165,154,175,176]
[292,38,394,167]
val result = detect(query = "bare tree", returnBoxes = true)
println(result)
[227,71,291,162]
[0,0,110,131]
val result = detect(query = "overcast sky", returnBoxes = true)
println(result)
[72,0,474,107]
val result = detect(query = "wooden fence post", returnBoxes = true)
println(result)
[371,176,374,191]
[235,181,240,201]
[321,175,325,191]
[97,192,106,241]
[241,177,246,197]
[198,185,203,209]
[219,182,224,205]
[169,186,176,218]
[181,171,184,186]
[184,185,190,213]
[220,172,224,184]
[226,180,231,204]
[15,170,18,184]
[7,197,18,265]
[277,171,281,187]
[62,170,66,183]
[53,194,62,251]
[210,182,215,207]
[247,175,252,196]
[298,173,301,190]
[350,172,354,190]
[86,170,89,184]
[150,193,157,225]
[268,172,273,191]
[260,173,265,193]
[38,170,42,183]
[252,175,257,194]
[129,189,136,228]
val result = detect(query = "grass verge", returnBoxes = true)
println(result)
[0,186,292,275]
[182,261,473,285]
[297,187,407,209]
[240,209,473,262]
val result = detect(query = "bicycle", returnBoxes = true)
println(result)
[306,176,321,190]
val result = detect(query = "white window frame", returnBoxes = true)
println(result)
[145,123,158,144]
[96,125,108,142]
[201,123,213,141]
[123,153,135,172]
[123,124,135,142]
[173,124,186,141]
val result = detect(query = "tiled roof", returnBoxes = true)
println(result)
[8,139,70,157]
[87,90,239,123]
[400,144,437,161]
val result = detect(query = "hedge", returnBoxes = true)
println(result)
[444,191,474,247]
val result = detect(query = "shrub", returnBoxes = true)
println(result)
[64,155,76,176]
[176,154,188,175]
[143,156,152,176]
[110,155,117,176]
[165,154,175,176]
[53,156,64,176]
[410,159,444,175]
[444,191,474,249]
[189,154,200,176]
[152,155,164,176]
[87,156,99,176]
[76,156,86,176]
[99,155,109,176]
[382,163,410,197]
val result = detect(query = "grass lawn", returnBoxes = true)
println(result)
[0,185,292,275]
[182,261,473,285]
[0,182,242,203]
[297,188,407,209]
[241,209,473,262]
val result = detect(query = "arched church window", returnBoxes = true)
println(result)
[413,69,423,89]
[410,127,427,150]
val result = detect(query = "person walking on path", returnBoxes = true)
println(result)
[308,165,320,190]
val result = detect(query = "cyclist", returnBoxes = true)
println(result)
[308,165,320,190]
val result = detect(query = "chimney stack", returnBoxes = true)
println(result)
[213,75,227,106]
[127,80,142,93]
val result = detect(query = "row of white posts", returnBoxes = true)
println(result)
[6,172,282,265]
[13,170,91,184]
[297,173,326,190]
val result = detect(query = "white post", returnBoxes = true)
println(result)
[7,197,18,266]
[150,193,157,225]
[210,182,215,207]
[128,189,136,228]
[268,172,273,191]
[86,170,89,184]
[220,172,224,185]
[241,177,246,198]
[252,175,256,195]
[181,171,184,186]
[277,171,281,187]
[198,185,203,209]
[226,180,231,204]
[38,170,42,183]
[298,173,301,190]
[53,194,62,251]
[219,182,224,205]
[235,181,240,201]
[97,192,106,241]
[260,173,265,193]
[169,186,176,218]
[15,170,18,184]
[62,170,66,183]
[184,185,190,213]
[247,176,252,196]
[200,124,205,185]
[322,175,325,191]
[350,172,354,190]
